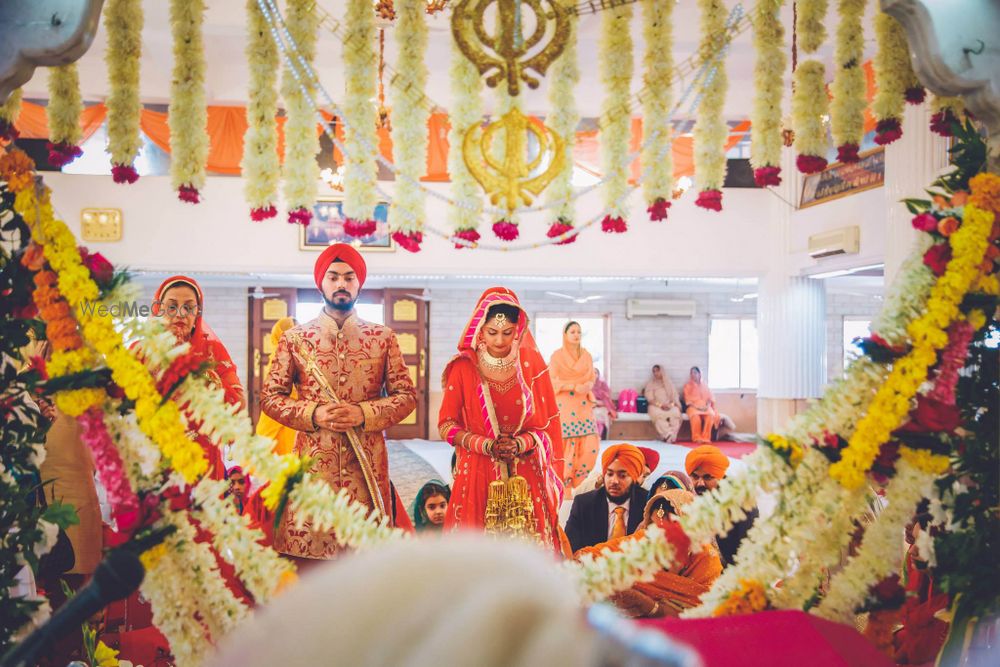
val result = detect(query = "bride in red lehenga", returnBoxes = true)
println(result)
[438,288,565,554]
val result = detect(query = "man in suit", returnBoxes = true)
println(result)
[564,444,649,553]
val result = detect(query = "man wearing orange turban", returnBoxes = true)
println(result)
[564,444,649,553]
[261,244,416,564]
[684,444,757,567]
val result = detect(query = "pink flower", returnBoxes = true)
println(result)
[930,109,957,137]
[796,154,828,174]
[601,215,628,233]
[79,247,114,286]
[177,184,201,204]
[904,86,927,105]
[911,212,939,232]
[694,189,724,211]
[453,228,480,249]
[928,320,975,405]
[343,217,376,237]
[250,205,277,222]
[753,166,782,187]
[647,198,671,221]
[923,243,952,276]
[492,220,519,241]
[77,408,139,531]
[836,143,860,163]
[287,207,313,225]
[46,142,83,168]
[875,118,903,145]
[546,221,577,245]
[111,164,139,184]
[392,230,423,253]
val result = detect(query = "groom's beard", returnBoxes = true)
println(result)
[324,290,357,312]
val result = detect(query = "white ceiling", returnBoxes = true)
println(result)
[17,0,882,121]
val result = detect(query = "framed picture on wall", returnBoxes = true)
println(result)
[298,197,394,252]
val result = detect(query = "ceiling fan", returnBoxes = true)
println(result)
[250,285,282,300]
[545,291,603,304]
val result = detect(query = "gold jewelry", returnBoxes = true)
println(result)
[491,312,508,328]
[477,346,516,371]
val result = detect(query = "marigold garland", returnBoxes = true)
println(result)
[830,0,867,164]
[566,525,676,604]
[46,64,84,167]
[448,38,483,239]
[342,0,378,226]
[872,11,913,146]
[104,0,144,184]
[599,2,633,228]
[641,0,673,219]
[387,0,429,244]
[694,0,730,209]
[281,0,319,225]
[168,0,208,202]
[241,0,280,220]
[749,0,786,186]
[546,1,579,227]
[0,87,23,141]
[713,579,769,617]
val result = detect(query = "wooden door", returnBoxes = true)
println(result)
[383,289,429,439]
[247,288,298,426]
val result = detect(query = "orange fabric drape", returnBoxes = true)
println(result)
[13,101,108,143]
[331,119,393,169]
[423,112,450,181]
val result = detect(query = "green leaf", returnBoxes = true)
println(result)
[43,501,79,530]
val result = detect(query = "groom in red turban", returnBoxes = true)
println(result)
[261,243,416,564]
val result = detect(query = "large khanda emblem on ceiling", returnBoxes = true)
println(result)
[463,107,566,211]
[451,0,571,96]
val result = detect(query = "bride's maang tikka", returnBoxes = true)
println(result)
[490,311,508,328]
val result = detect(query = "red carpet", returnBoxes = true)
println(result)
[677,440,757,459]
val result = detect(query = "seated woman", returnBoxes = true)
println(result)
[649,470,694,495]
[411,480,451,533]
[576,487,722,618]
[682,366,719,444]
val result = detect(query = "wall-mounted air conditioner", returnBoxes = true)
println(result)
[626,299,697,319]
[808,226,860,259]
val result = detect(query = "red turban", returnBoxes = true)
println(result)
[637,446,660,472]
[601,444,645,480]
[684,444,730,479]
[313,243,367,290]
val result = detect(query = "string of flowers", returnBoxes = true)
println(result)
[566,524,676,604]
[0,87,23,142]
[341,0,378,234]
[871,10,913,146]
[829,183,995,488]
[102,411,161,491]
[792,0,829,174]
[388,0,429,253]
[241,0,280,221]
[713,579,770,616]
[103,0,144,184]
[927,320,975,405]
[447,38,483,248]
[281,0,319,225]
[830,0,867,163]
[45,64,84,168]
[693,0,730,209]
[749,0,785,186]
[190,479,296,604]
[599,1,633,232]
[77,407,140,531]
[929,95,965,138]
[168,0,208,203]
[815,455,934,621]
[641,0,674,221]
[490,87,524,241]
[285,476,406,549]
[545,2,579,242]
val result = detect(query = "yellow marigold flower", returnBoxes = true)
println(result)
[140,542,169,570]
[969,172,1000,213]
[54,387,106,417]
[899,446,950,475]
[93,641,119,667]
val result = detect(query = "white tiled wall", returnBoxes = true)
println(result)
[825,292,884,380]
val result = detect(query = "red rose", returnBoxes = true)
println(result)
[909,395,962,433]
[601,215,628,233]
[546,221,577,245]
[694,189,724,211]
[111,163,139,184]
[904,86,927,105]
[250,205,277,221]
[287,207,312,225]
[796,154,828,174]
[646,198,671,221]
[492,220,519,241]
[80,248,115,285]
[875,118,903,145]
[930,109,957,137]
[391,230,423,253]
[753,166,782,187]
[923,243,952,276]
[836,143,861,163]
[453,228,480,249]
[911,213,939,232]
[344,218,377,237]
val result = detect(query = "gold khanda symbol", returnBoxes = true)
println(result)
[463,107,566,212]
[451,0,571,97]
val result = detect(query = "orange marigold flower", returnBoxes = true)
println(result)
[33,270,58,288]
[969,173,1000,213]
[20,243,46,271]
[950,190,969,207]
[0,149,35,192]
[938,216,960,236]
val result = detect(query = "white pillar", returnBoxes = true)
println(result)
[883,102,951,282]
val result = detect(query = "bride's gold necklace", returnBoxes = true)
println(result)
[477,346,518,392]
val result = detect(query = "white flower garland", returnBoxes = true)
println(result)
[387,0,429,234]
[168,0,208,198]
[599,1,634,221]
[241,0,281,218]
[830,0,866,159]
[342,0,377,221]
[447,37,484,236]
[102,411,162,490]
[545,2,579,224]
[871,10,910,126]
[870,234,935,345]
[565,524,676,605]
[103,0,144,177]
[190,478,294,604]
[749,0,786,176]
[792,0,829,169]
[0,87,22,128]
[286,474,406,549]
[281,0,319,222]
[46,64,83,147]
[693,0,730,195]
[815,455,934,622]
[640,0,674,208]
